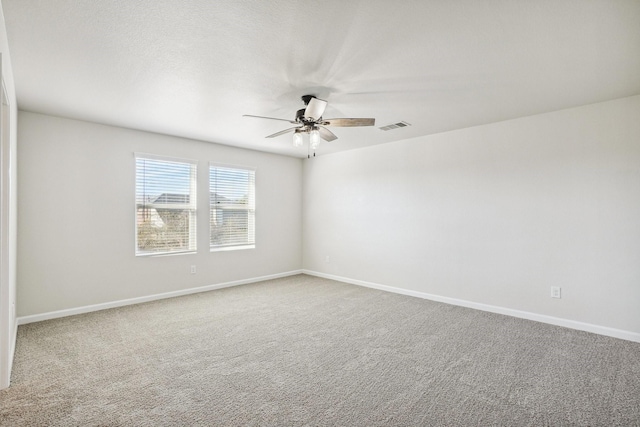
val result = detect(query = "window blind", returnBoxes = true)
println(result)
[135,154,197,255]
[209,164,255,250]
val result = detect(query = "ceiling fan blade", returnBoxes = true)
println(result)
[318,126,338,142]
[304,97,328,120]
[323,118,376,127]
[265,127,301,138]
[243,114,297,124]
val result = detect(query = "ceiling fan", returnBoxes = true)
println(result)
[243,95,375,155]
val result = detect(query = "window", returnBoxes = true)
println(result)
[135,154,197,256]
[209,164,255,251]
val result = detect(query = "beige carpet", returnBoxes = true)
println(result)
[1,274,639,426]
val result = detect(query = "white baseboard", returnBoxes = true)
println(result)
[17,269,640,344]
[17,270,303,325]
[303,270,640,344]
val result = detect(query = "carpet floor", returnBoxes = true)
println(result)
[1,274,639,426]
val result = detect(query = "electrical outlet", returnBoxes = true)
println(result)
[551,286,561,299]
[190,265,197,274]
[325,255,330,263]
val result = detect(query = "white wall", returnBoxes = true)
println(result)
[17,112,302,316]
[14,95,640,339]
[0,3,18,389]
[303,95,640,336]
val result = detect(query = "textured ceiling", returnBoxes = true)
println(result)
[3,0,640,158]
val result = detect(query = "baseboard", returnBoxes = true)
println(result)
[303,270,640,344]
[17,270,303,325]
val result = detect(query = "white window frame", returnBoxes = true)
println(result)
[135,153,198,256]
[209,162,256,252]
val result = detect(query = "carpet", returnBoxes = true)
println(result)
[1,274,639,426]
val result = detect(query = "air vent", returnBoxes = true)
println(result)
[379,121,411,131]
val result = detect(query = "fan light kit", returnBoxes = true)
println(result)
[244,95,375,157]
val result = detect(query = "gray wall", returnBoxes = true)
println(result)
[303,95,640,334]
[17,111,302,316]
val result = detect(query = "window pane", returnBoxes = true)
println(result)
[210,165,255,250]
[136,155,197,255]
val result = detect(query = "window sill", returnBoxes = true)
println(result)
[136,250,197,257]
[210,245,255,253]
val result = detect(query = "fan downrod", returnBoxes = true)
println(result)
[301,94,315,105]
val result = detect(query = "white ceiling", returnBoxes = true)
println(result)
[3,0,640,158]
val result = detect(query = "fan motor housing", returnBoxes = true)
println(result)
[296,109,320,127]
